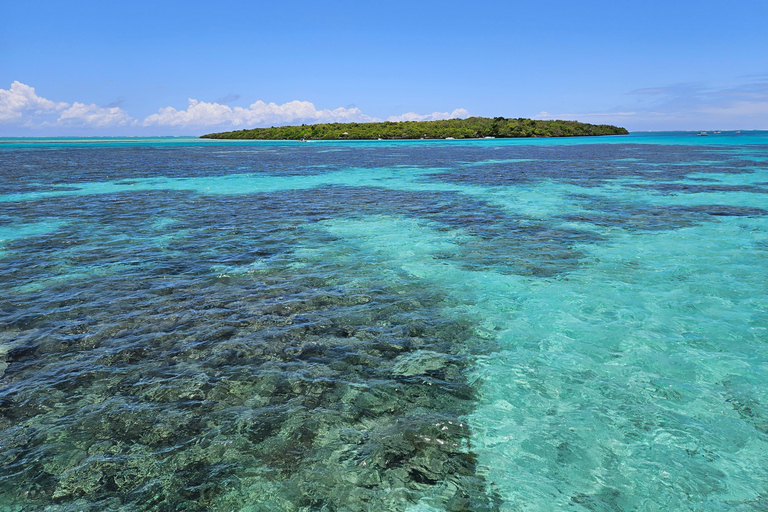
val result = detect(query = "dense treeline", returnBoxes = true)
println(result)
[201,117,629,140]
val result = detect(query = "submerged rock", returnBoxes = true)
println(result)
[392,350,452,377]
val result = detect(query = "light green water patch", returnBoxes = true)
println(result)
[395,173,601,221]
[209,257,275,278]
[738,155,768,163]
[369,172,612,222]
[685,168,768,184]
[0,220,66,258]
[150,216,178,231]
[0,220,65,241]
[11,261,142,295]
[468,216,768,510]
[148,217,193,248]
[319,216,470,278]
[443,180,598,221]
[460,159,537,167]
[369,171,592,220]
[496,179,644,221]
[645,188,768,210]
[642,160,727,167]
[594,166,768,196]
[0,166,447,202]
[568,172,768,212]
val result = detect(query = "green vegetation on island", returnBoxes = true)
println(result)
[200,117,629,140]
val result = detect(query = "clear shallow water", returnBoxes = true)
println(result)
[1,133,767,511]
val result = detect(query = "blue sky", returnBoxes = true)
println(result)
[2,0,767,135]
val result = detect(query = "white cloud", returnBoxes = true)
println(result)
[2,81,472,134]
[0,81,68,123]
[0,81,135,129]
[386,108,469,123]
[142,98,380,128]
[58,102,136,127]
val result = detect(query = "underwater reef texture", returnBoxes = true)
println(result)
[1,138,767,511]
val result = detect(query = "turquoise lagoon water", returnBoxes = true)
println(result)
[1,132,767,511]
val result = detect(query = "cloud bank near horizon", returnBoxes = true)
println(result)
[532,78,768,131]
[0,82,137,129]
[0,81,470,134]
[142,98,379,128]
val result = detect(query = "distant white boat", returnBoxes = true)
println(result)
[445,137,454,140]
[697,132,708,136]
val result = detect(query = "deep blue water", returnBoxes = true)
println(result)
[1,132,767,511]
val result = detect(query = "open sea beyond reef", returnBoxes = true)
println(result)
[1,132,768,511]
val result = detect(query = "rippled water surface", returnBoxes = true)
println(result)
[1,133,768,511]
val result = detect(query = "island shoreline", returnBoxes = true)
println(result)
[201,116,629,140]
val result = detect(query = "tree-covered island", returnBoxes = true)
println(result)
[200,117,629,140]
